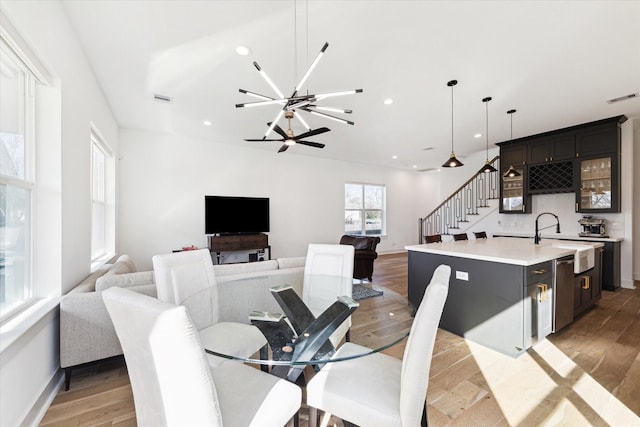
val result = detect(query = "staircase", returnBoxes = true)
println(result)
[419,156,500,243]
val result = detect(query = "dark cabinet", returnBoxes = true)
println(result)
[573,247,602,317]
[527,132,575,164]
[497,115,625,214]
[575,123,620,157]
[575,154,620,213]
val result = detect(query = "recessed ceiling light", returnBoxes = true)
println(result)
[412,165,417,168]
[474,133,482,138]
[203,120,212,126]
[384,98,393,105]
[236,45,251,56]
[392,155,398,159]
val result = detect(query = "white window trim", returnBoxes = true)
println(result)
[345,182,387,236]
[89,123,115,270]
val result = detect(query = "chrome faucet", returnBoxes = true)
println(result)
[535,212,560,244]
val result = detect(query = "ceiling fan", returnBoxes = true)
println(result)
[244,111,330,153]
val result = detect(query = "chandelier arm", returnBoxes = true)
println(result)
[291,42,329,97]
[253,61,285,98]
[315,89,363,100]
[236,98,289,108]
[301,107,354,125]
[294,113,311,131]
[264,110,286,139]
[309,105,352,114]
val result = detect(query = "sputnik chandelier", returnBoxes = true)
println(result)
[236,41,362,151]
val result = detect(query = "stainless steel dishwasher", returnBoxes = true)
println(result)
[554,255,575,332]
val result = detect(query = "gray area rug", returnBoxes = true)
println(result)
[352,283,384,301]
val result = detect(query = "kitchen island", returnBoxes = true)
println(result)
[406,237,603,357]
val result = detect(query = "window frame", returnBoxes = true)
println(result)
[89,125,114,267]
[0,37,36,320]
[344,182,386,236]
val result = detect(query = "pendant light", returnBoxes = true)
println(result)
[442,80,464,168]
[503,109,521,178]
[479,96,498,173]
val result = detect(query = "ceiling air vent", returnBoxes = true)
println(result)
[606,92,638,104]
[153,94,172,103]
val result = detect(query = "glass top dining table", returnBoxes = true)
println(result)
[189,273,408,382]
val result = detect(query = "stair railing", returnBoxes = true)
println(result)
[419,156,500,243]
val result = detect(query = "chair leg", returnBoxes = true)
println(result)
[422,401,428,426]
[259,344,269,373]
[309,407,318,427]
[64,367,72,391]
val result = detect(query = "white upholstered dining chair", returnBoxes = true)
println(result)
[303,244,355,346]
[306,264,451,427]
[152,249,267,366]
[102,287,301,426]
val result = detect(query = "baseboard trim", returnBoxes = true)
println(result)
[22,369,63,427]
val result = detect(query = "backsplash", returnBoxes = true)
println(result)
[496,193,625,238]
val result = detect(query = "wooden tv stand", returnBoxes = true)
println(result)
[208,233,270,264]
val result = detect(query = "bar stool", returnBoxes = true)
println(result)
[453,233,468,241]
[425,234,442,243]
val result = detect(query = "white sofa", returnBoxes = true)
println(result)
[60,254,306,389]
[60,255,156,390]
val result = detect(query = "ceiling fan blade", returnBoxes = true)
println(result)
[268,122,288,139]
[277,144,290,153]
[296,127,331,139]
[244,138,283,142]
[297,141,326,149]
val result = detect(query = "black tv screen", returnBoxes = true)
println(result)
[205,196,270,235]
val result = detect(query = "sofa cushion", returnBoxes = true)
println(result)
[96,271,155,292]
[67,264,112,294]
[213,260,279,277]
[115,254,137,273]
[277,257,306,270]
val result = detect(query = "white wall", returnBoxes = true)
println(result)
[0,1,119,426]
[118,128,424,270]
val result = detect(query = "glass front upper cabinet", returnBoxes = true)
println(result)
[501,168,526,213]
[577,155,618,212]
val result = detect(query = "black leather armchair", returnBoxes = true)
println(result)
[339,235,381,281]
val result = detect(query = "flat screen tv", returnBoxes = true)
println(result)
[205,196,270,235]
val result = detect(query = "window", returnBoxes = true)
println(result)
[90,129,113,263]
[0,39,35,318]
[344,183,386,236]
[91,136,105,260]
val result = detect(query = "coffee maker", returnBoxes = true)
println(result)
[578,215,607,237]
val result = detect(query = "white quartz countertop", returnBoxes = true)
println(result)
[493,231,623,243]
[405,237,603,266]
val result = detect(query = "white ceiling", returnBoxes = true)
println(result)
[61,0,640,171]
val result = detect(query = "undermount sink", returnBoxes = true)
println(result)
[551,242,595,274]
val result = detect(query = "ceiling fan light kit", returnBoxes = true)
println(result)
[479,96,498,173]
[442,79,464,168]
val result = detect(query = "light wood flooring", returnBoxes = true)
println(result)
[40,253,640,426]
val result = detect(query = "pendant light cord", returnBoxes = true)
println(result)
[451,83,454,153]
[485,100,489,160]
[294,0,298,85]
